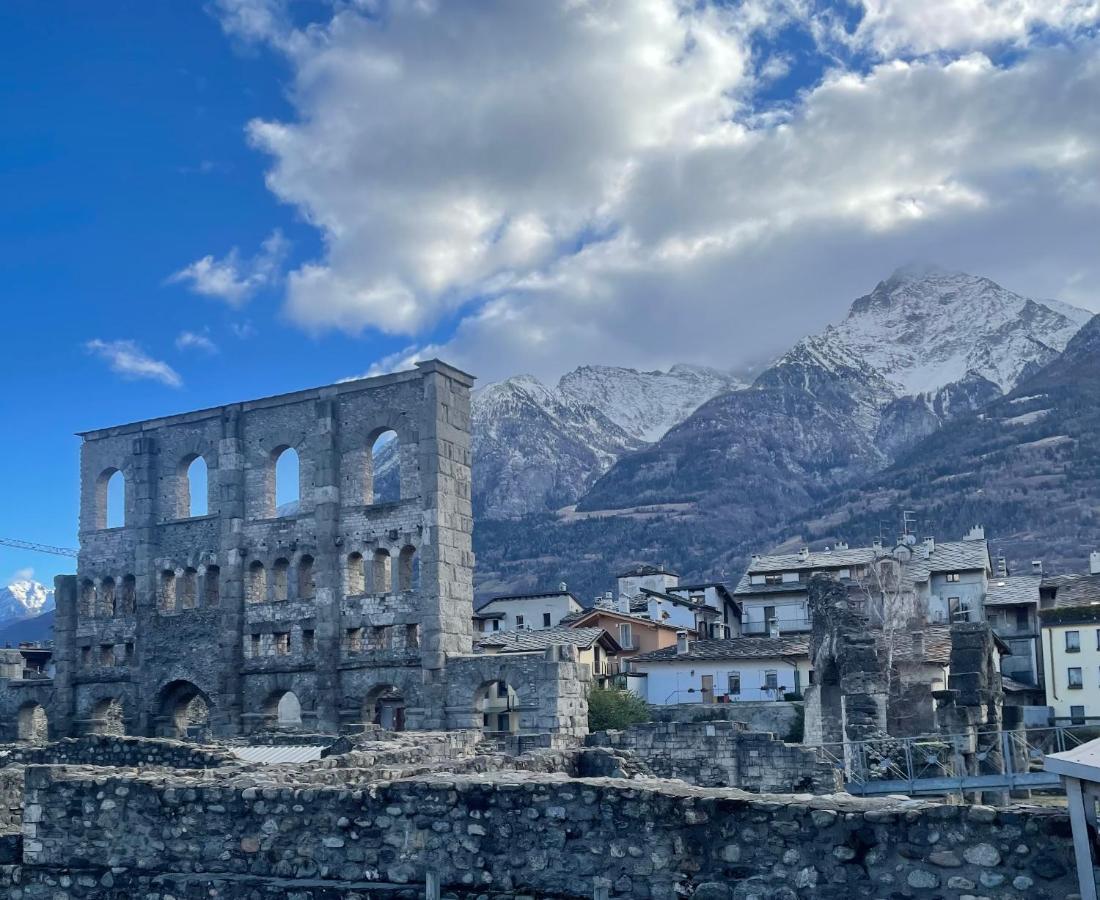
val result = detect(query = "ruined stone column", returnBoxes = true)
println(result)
[50,575,78,738]
[215,407,246,737]
[129,434,160,738]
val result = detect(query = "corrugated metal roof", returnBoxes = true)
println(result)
[230,745,324,764]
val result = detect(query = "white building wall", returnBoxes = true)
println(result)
[618,571,679,597]
[924,570,987,625]
[476,595,580,632]
[738,594,810,634]
[1043,622,1100,720]
[636,657,812,705]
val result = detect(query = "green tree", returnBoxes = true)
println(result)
[587,687,651,732]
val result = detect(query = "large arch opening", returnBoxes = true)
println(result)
[247,561,267,604]
[372,549,392,593]
[297,555,315,600]
[120,574,137,615]
[157,680,212,741]
[181,455,209,518]
[346,552,365,595]
[96,468,126,529]
[17,702,48,744]
[272,558,290,602]
[370,430,400,503]
[364,684,406,731]
[274,446,301,516]
[90,698,126,736]
[263,689,303,729]
[474,680,520,735]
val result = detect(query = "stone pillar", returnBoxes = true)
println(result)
[215,407,246,737]
[415,361,476,669]
[128,433,159,738]
[51,575,78,738]
[310,395,342,733]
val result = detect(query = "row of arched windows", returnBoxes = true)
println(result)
[247,556,314,605]
[346,546,419,595]
[94,430,403,529]
[80,575,136,618]
[160,566,221,613]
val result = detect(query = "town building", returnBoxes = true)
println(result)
[630,633,812,705]
[477,626,622,682]
[984,574,1043,700]
[472,588,583,634]
[1039,572,1100,723]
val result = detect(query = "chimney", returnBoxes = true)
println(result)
[836,541,848,551]
[996,553,1008,578]
[676,631,690,656]
[559,581,568,592]
[872,539,883,551]
[768,617,780,638]
[964,525,985,541]
[798,547,810,561]
[1091,552,1100,576]
[616,595,631,615]
[923,537,935,558]
[1031,561,1044,576]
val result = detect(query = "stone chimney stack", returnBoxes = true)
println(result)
[676,631,690,656]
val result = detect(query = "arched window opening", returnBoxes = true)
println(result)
[398,545,420,592]
[247,562,267,605]
[91,698,125,736]
[97,468,126,529]
[272,558,289,602]
[370,430,400,504]
[270,691,302,729]
[298,555,315,600]
[99,577,116,617]
[79,579,97,618]
[346,552,365,595]
[372,549,392,593]
[182,455,209,518]
[474,680,520,735]
[364,685,406,731]
[120,575,136,615]
[159,569,177,613]
[274,446,301,516]
[203,566,220,606]
[179,568,198,610]
[17,703,48,744]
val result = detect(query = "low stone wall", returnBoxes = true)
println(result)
[650,701,804,739]
[0,735,239,770]
[587,721,837,793]
[16,766,1081,899]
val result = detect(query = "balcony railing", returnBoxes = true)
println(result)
[741,618,812,635]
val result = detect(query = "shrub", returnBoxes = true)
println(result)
[588,687,651,732]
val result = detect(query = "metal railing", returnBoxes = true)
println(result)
[812,725,1094,795]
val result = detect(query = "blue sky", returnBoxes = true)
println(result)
[2,0,1098,587]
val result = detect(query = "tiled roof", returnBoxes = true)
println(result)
[476,590,582,610]
[1040,573,1100,611]
[568,607,684,631]
[631,636,809,663]
[477,626,616,653]
[985,576,1041,607]
[905,540,991,582]
[885,625,953,666]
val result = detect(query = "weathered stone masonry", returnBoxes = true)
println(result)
[7,765,1084,899]
[40,360,587,741]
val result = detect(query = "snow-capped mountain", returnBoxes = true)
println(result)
[0,580,54,626]
[821,265,1090,396]
[471,365,741,518]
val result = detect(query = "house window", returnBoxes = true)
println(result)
[496,681,509,699]
[948,597,970,623]
[764,605,776,626]
[1096,628,1100,651]
[1071,705,1086,725]
[543,612,552,627]
[492,619,500,632]
[1066,631,1081,653]
[516,615,525,628]
[946,573,961,582]
[764,670,779,690]
[728,672,741,695]
[764,574,782,585]
[838,568,851,579]
[750,574,765,585]
[1068,667,1083,689]
[619,623,634,650]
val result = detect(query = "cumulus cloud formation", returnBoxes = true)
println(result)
[213,0,1100,380]
[175,330,219,353]
[85,340,183,388]
[169,230,288,306]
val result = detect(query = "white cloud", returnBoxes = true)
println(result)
[175,330,219,353]
[214,1,1100,381]
[86,340,183,388]
[168,230,288,306]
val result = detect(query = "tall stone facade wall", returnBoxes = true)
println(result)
[11,766,1082,899]
[587,720,838,793]
[11,360,588,743]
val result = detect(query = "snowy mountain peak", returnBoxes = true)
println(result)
[0,580,54,627]
[833,268,1091,395]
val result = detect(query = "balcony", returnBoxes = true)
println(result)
[741,617,811,635]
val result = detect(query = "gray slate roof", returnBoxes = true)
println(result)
[631,636,809,663]
[1040,573,1100,611]
[985,576,1041,607]
[477,626,614,653]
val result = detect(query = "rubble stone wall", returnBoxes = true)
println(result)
[15,767,1081,900]
[0,735,238,770]
[586,721,838,793]
[648,700,804,738]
